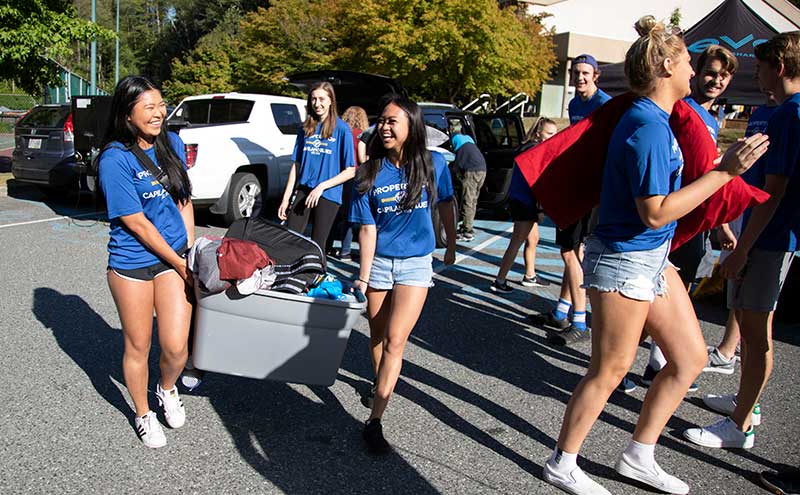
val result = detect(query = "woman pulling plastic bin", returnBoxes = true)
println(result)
[350,94,456,454]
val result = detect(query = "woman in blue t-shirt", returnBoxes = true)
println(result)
[98,76,195,449]
[542,17,769,495]
[278,82,355,251]
[350,95,456,454]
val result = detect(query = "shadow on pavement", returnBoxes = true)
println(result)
[200,373,439,494]
[31,287,131,418]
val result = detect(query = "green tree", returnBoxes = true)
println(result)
[234,0,556,104]
[236,0,342,94]
[162,9,243,102]
[0,0,113,95]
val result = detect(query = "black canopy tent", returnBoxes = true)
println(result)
[599,0,778,105]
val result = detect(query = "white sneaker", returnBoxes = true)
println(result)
[135,411,166,448]
[543,461,611,495]
[615,453,689,494]
[702,393,761,426]
[683,417,754,449]
[156,383,186,428]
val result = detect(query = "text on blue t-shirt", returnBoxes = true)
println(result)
[349,152,454,258]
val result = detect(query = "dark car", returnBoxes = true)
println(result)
[11,104,79,195]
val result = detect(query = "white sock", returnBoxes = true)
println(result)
[648,342,668,371]
[624,439,655,468]
[548,448,578,472]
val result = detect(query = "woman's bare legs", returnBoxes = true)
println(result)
[369,285,428,420]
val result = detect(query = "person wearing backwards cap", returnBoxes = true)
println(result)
[531,54,639,392]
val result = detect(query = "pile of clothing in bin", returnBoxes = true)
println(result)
[188,217,355,301]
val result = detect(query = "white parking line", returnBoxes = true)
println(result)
[0,211,102,229]
[434,224,514,274]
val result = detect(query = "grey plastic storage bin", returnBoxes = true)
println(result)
[192,288,366,386]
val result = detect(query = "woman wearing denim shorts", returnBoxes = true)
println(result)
[350,94,456,454]
[541,16,769,495]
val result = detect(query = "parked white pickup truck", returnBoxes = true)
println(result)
[167,93,307,224]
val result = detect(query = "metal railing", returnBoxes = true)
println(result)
[494,93,529,117]
[462,93,491,113]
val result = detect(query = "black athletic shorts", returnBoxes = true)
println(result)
[669,231,713,285]
[109,246,188,282]
[508,199,542,223]
[556,213,590,251]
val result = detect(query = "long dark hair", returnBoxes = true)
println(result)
[357,94,435,210]
[101,75,191,204]
[302,81,338,139]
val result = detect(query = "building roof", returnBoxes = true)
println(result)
[531,0,799,43]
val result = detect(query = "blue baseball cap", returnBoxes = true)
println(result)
[573,54,599,71]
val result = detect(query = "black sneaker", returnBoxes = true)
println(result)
[760,469,800,495]
[363,418,391,455]
[529,311,570,330]
[640,365,698,392]
[547,325,591,345]
[489,280,513,293]
[521,275,551,287]
[360,383,376,409]
[616,376,637,394]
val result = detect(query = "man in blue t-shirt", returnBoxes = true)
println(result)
[532,54,611,347]
[684,33,800,451]
[704,93,778,374]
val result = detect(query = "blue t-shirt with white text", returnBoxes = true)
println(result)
[349,152,454,258]
[593,97,684,252]
[747,93,800,252]
[568,88,611,125]
[99,132,188,269]
[684,97,719,143]
[292,117,355,205]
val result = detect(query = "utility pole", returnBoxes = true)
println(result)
[90,0,97,95]
[115,0,120,84]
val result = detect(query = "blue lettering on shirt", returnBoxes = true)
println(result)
[292,117,355,205]
[568,89,611,125]
[349,152,454,258]
[99,132,188,269]
[593,97,684,252]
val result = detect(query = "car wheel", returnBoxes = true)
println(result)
[224,172,262,225]
[431,198,459,249]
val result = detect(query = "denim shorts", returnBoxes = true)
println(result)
[582,236,671,302]
[368,254,433,290]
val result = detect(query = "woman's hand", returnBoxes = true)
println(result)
[352,278,368,294]
[305,185,326,208]
[278,199,289,221]
[716,133,769,177]
[175,257,194,286]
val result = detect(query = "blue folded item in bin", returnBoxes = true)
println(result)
[307,275,350,301]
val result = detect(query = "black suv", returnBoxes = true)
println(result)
[11,104,79,195]
[287,71,525,208]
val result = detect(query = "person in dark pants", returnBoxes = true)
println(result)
[327,105,369,259]
[278,82,355,251]
[451,133,486,242]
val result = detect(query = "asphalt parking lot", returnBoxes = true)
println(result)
[1,183,798,494]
